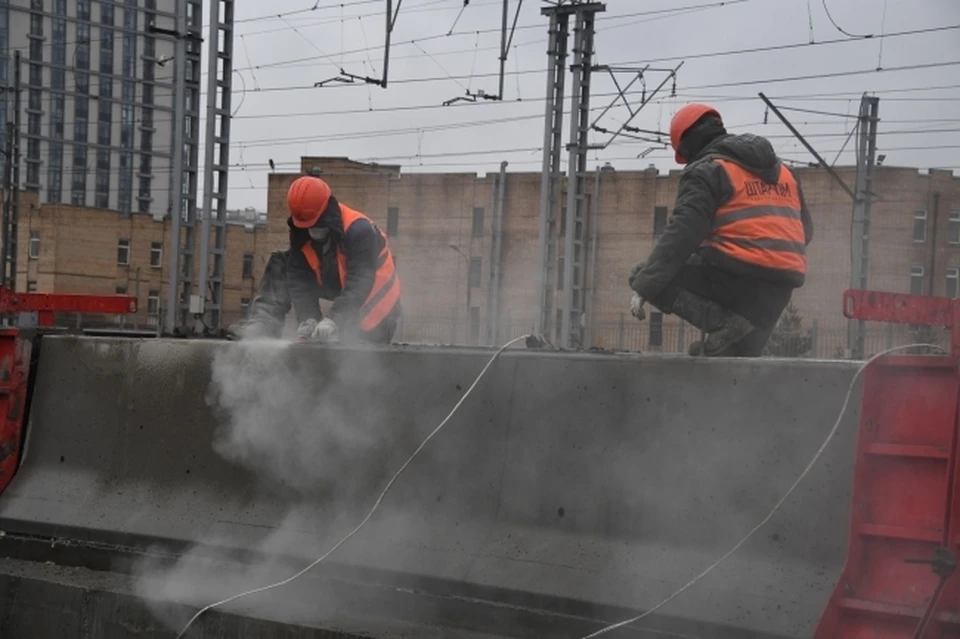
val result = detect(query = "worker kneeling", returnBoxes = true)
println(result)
[629,104,813,357]
[229,175,401,344]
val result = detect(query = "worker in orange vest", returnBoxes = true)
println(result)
[628,104,814,356]
[228,175,401,344]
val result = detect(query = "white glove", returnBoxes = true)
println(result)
[297,319,319,341]
[630,292,646,321]
[311,318,339,343]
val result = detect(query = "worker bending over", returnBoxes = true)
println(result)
[629,104,813,357]
[228,175,401,344]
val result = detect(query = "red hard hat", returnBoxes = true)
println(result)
[670,103,721,164]
[287,176,332,228]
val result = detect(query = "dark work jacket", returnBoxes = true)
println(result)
[631,133,814,301]
[286,196,399,330]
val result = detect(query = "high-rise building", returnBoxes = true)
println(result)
[0,0,202,218]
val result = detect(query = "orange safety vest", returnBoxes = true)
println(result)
[702,159,807,277]
[300,205,400,332]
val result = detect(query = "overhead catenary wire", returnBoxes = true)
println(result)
[821,0,873,39]
[130,56,960,101]
[174,333,533,639]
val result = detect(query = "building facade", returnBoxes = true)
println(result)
[263,158,960,357]
[8,155,959,357]
[13,189,267,329]
[0,0,202,219]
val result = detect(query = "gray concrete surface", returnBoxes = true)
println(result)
[0,336,862,638]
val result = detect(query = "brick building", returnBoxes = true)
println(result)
[264,157,960,356]
[8,156,959,356]
[11,190,267,329]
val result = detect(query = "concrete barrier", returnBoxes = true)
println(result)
[0,336,861,638]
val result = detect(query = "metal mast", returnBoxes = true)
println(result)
[197,0,235,333]
[535,5,569,341]
[535,1,604,345]
[559,3,601,349]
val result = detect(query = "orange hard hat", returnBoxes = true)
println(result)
[287,176,332,228]
[669,103,721,164]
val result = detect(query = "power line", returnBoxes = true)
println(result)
[161,57,960,98]
[821,0,873,39]
[233,0,383,25]
[232,0,754,73]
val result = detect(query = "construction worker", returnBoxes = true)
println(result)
[628,104,813,357]
[228,175,401,344]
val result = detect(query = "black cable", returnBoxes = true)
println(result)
[233,0,382,25]
[235,0,754,73]
[821,0,873,39]
[145,57,960,98]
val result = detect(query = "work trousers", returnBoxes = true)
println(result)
[649,257,794,357]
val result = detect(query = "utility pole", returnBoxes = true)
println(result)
[162,1,188,335]
[559,3,601,350]
[848,95,879,359]
[197,0,235,334]
[535,5,569,342]
[535,1,604,347]
[1,50,21,291]
[157,0,203,334]
[487,161,507,346]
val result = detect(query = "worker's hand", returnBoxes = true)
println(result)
[627,261,646,290]
[311,318,339,343]
[297,319,319,342]
[630,292,646,322]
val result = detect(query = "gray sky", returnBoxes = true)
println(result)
[199,0,960,211]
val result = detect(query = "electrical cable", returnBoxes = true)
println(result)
[173,333,533,639]
[579,342,947,638]
[821,0,873,39]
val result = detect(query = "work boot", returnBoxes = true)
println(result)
[670,290,754,357]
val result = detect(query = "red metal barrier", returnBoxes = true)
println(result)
[816,290,960,638]
[0,328,30,498]
[0,287,138,496]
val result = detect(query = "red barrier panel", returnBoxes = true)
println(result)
[817,291,960,638]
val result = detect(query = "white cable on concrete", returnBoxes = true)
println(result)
[175,334,531,639]
[581,343,946,638]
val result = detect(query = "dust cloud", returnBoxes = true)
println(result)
[132,334,415,631]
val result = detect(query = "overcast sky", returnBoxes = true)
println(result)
[194,0,960,211]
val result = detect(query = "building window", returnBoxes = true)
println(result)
[150,242,162,268]
[649,312,664,347]
[26,281,37,293]
[147,290,160,316]
[115,286,127,295]
[242,252,254,278]
[949,212,960,245]
[469,256,482,288]
[472,207,484,237]
[910,265,925,295]
[654,206,668,237]
[240,297,251,317]
[914,210,927,243]
[948,268,960,299]
[117,238,130,265]
[28,231,40,259]
[386,206,399,237]
[469,306,480,343]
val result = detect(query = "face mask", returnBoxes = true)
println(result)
[308,227,330,242]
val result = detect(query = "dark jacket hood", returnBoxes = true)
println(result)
[694,133,783,184]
